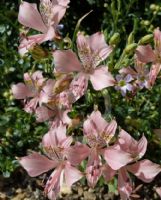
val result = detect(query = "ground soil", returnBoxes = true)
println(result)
[0,167,161,200]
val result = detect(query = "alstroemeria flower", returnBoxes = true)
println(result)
[18,0,70,55]
[104,130,161,200]
[83,110,117,187]
[53,32,115,100]
[115,74,134,96]
[11,71,46,113]
[19,123,89,200]
[35,75,74,127]
[136,28,161,87]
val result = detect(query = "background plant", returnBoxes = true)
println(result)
[0,0,161,194]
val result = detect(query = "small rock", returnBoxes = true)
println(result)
[84,191,96,200]
[78,186,83,196]
[0,192,7,200]
[12,193,26,200]
[15,188,22,193]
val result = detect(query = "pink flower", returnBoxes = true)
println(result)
[104,130,161,199]
[53,32,115,99]
[11,71,46,113]
[83,110,117,187]
[35,75,74,126]
[18,0,70,55]
[135,28,161,87]
[19,123,89,199]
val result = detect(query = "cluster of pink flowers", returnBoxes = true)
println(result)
[11,1,161,199]
[115,28,161,96]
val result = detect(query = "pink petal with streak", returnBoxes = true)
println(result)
[136,135,147,158]
[118,168,133,200]
[149,63,161,86]
[135,45,155,63]
[45,166,63,200]
[102,164,116,182]
[42,123,67,147]
[83,110,107,136]
[86,150,102,188]
[53,50,82,73]
[35,106,54,122]
[104,146,133,170]
[127,159,161,183]
[66,143,90,165]
[18,1,47,33]
[90,66,115,90]
[118,130,147,159]
[52,4,69,25]
[69,72,88,102]
[64,162,83,187]
[87,32,112,60]
[11,83,31,99]
[19,152,57,177]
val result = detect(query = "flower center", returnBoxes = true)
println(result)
[39,0,53,27]
[118,80,126,87]
[44,146,63,161]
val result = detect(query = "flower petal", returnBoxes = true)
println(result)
[104,146,133,170]
[118,130,147,159]
[135,45,155,63]
[87,32,112,60]
[118,168,133,200]
[127,159,161,183]
[11,83,31,99]
[66,142,90,165]
[53,50,82,73]
[86,150,102,188]
[19,152,57,177]
[64,162,83,187]
[90,66,115,90]
[102,164,116,182]
[35,106,54,122]
[42,123,67,147]
[52,3,69,25]
[137,135,147,159]
[45,166,63,200]
[69,72,88,101]
[18,1,47,33]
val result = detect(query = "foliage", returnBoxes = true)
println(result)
[0,0,161,192]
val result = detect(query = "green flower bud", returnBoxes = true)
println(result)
[150,4,156,11]
[139,34,153,44]
[155,5,160,11]
[143,20,150,26]
[127,32,134,44]
[125,43,138,54]
[109,33,120,45]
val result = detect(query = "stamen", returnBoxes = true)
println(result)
[39,0,53,26]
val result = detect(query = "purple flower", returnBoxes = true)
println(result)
[115,74,133,96]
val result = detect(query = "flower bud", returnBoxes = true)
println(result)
[30,45,49,60]
[150,4,156,10]
[143,20,150,26]
[127,32,134,44]
[63,36,72,49]
[125,43,138,54]
[139,34,153,44]
[109,33,120,45]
